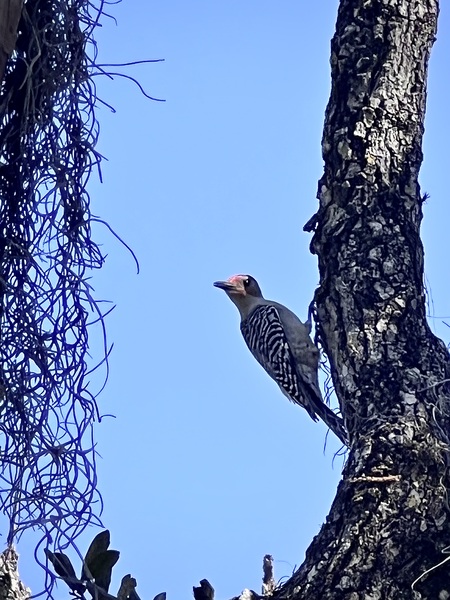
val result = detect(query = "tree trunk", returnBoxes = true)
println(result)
[279,0,450,598]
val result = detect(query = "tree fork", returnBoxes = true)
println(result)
[279,1,450,598]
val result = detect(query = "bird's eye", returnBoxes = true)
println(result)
[244,278,250,287]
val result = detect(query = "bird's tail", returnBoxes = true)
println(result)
[302,375,349,446]
[316,402,348,446]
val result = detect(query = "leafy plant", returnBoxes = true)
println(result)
[45,530,165,600]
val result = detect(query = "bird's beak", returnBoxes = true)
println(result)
[213,280,236,291]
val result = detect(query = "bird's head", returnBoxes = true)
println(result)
[213,275,264,318]
[213,274,262,297]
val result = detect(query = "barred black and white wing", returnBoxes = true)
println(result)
[240,304,348,444]
[240,305,320,420]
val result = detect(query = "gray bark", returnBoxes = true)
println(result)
[278,0,450,598]
[0,548,30,600]
[0,0,23,83]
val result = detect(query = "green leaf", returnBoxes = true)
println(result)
[117,574,136,600]
[84,531,111,568]
[45,549,76,579]
[88,549,120,592]
[45,549,86,595]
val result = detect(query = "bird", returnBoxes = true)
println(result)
[213,274,348,445]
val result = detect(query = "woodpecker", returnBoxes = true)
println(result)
[214,274,348,445]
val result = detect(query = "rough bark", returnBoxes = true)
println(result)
[0,548,30,600]
[277,1,450,598]
[0,0,23,84]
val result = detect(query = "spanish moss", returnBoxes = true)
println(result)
[0,0,142,591]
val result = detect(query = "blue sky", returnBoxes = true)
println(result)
[17,2,450,598]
